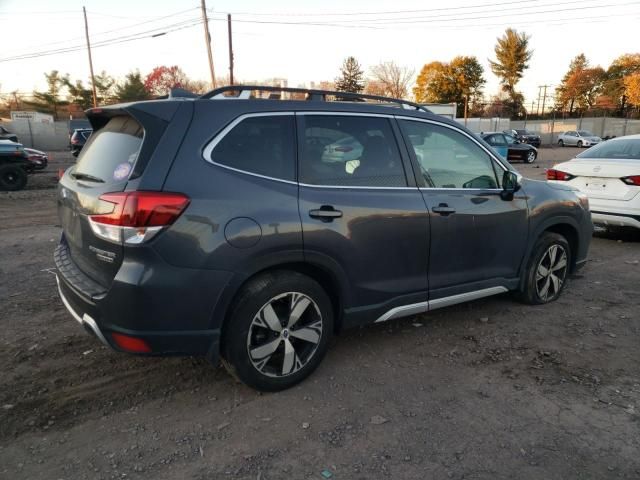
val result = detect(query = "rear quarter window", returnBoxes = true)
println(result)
[208,115,296,181]
[74,116,143,183]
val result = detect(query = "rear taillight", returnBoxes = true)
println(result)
[621,175,640,186]
[88,191,189,244]
[546,169,575,181]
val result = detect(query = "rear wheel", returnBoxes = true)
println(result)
[0,165,27,191]
[517,232,571,305]
[525,150,537,163]
[558,139,564,147]
[221,271,333,391]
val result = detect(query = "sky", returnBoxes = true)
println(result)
[1,0,639,110]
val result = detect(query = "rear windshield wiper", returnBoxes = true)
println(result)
[71,172,105,183]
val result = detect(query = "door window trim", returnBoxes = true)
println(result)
[395,116,508,191]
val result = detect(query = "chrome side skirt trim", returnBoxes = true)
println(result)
[56,276,109,346]
[428,287,509,311]
[374,301,429,323]
[374,286,509,323]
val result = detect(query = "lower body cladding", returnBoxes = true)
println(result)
[55,245,231,361]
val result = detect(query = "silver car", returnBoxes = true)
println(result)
[557,130,602,148]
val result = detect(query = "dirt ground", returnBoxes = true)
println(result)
[0,147,638,480]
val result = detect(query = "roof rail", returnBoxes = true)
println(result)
[199,85,431,113]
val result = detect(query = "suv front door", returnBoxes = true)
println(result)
[297,113,429,325]
[398,118,529,302]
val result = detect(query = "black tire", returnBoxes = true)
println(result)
[558,139,564,147]
[525,150,537,163]
[0,165,28,191]
[517,232,571,305]
[577,140,583,148]
[221,271,334,391]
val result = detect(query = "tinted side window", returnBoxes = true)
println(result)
[210,115,295,181]
[300,115,407,187]
[399,120,500,189]
[485,134,506,146]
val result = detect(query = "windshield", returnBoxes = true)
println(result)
[576,138,640,160]
[578,130,594,136]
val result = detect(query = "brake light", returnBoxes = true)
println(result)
[111,333,152,353]
[621,175,640,186]
[546,169,575,181]
[88,191,189,244]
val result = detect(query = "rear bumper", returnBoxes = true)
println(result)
[54,240,231,362]
[591,210,640,229]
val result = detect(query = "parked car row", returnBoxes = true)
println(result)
[0,139,49,191]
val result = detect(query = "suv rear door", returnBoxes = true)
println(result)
[297,113,429,324]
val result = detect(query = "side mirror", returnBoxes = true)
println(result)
[500,170,521,200]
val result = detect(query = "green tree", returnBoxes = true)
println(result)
[114,72,150,103]
[23,70,66,119]
[489,28,533,118]
[63,78,93,110]
[94,71,115,105]
[335,57,365,94]
[449,56,486,119]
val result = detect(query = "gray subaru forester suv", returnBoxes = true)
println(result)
[55,86,592,391]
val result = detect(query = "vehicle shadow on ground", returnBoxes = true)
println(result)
[594,227,640,243]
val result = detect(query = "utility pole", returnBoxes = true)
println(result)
[540,84,549,119]
[200,0,216,89]
[536,86,542,116]
[83,6,98,108]
[227,14,234,85]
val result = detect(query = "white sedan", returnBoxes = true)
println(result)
[557,130,602,147]
[547,134,640,229]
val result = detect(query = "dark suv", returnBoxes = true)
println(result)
[55,86,592,391]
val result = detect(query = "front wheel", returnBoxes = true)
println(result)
[577,140,583,148]
[525,150,537,163]
[517,232,571,305]
[221,271,333,391]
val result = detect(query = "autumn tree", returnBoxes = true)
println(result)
[143,65,188,96]
[624,72,640,107]
[335,57,365,94]
[603,53,640,114]
[369,61,414,98]
[413,57,486,118]
[23,70,66,119]
[556,54,589,114]
[114,72,150,103]
[489,28,533,117]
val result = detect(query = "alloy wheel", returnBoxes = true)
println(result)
[247,292,323,378]
[535,244,568,302]
[526,151,536,163]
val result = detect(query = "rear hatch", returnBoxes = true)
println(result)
[560,159,640,201]
[58,113,145,288]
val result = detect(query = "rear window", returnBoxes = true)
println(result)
[74,116,143,183]
[577,138,640,160]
